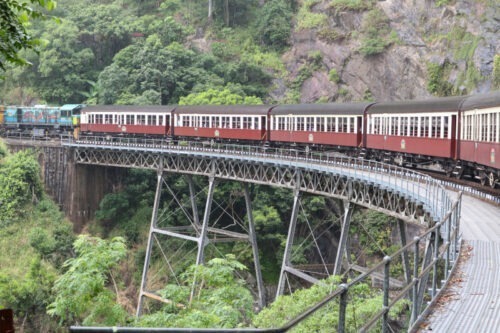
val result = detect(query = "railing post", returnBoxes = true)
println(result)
[411,237,420,325]
[445,212,452,279]
[338,284,348,333]
[382,256,391,333]
[432,225,440,297]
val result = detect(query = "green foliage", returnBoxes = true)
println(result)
[329,0,375,11]
[329,68,340,83]
[296,5,328,31]
[0,258,58,331]
[48,235,128,325]
[0,0,56,71]
[493,54,500,89]
[0,149,43,225]
[253,276,400,331]
[179,86,263,105]
[318,28,346,43]
[435,0,452,6]
[0,140,8,160]
[350,210,398,257]
[255,0,293,50]
[359,9,396,56]
[443,26,483,93]
[95,169,156,239]
[136,255,254,328]
[427,62,454,96]
[36,20,96,104]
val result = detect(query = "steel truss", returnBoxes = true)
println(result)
[71,147,434,225]
[66,141,462,330]
[136,172,266,316]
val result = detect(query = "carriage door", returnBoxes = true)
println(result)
[261,116,267,141]
[356,116,363,146]
[450,115,457,159]
[16,108,22,123]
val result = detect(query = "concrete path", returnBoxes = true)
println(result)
[420,194,500,332]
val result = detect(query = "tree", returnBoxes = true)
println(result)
[136,255,254,328]
[0,149,43,224]
[0,0,56,71]
[36,20,95,104]
[179,86,263,105]
[47,235,128,325]
[255,0,293,50]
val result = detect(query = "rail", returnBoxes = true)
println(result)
[60,135,462,332]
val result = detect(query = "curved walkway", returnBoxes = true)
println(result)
[421,194,500,332]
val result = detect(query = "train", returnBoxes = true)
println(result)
[1,91,499,188]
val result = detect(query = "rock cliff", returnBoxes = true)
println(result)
[278,0,499,103]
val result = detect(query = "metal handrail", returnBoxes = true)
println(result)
[63,135,462,333]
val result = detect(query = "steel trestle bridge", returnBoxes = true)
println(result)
[64,136,462,333]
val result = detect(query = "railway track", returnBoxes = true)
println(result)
[419,169,500,205]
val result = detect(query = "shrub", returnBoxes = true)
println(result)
[493,54,500,89]
[255,0,292,49]
[329,0,375,11]
[358,8,395,56]
[427,62,454,96]
[296,6,328,31]
[329,68,340,83]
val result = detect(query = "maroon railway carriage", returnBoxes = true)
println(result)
[172,105,272,142]
[81,105,174,137]
[365,97,466,164]
[459,91,500,186]
[269,103,370,148]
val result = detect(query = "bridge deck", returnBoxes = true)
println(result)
[421,194,500,332]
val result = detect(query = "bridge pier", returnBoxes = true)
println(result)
[333,200,355,276]
[137,172,266,316]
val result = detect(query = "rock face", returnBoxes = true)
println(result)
[279,0,499,103]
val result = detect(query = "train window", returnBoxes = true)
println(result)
[338,117,346,133]
[430,117,437,138]
[297,117,305,131]
[390,117,397,136]
[372,117,381,135]
[488,113,494,142]
[399,117,407,136]
[305,117,314,131]
[242,117,251,129]
[409,117,418,136]
[278,117,286,130]
[492,113,498,142]
[326,117,334,132]
[105,114,112,124]
[202,116,209,128]
[221,117,229,128]
[96,114,103,124]
[212,116,220,128]
[316,117,325,132]
[147,115,155,125]
[126,115,134,125]
[481,114,488,141]
[182,116,188,127]
[137,115,146,125]
[232,117,241,129]
[421,117,429,137]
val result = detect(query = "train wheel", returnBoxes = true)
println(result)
[488,172,496,189]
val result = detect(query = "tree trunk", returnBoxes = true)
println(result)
[224,0,229,26]
[208,0,213,23]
